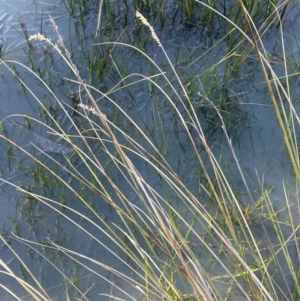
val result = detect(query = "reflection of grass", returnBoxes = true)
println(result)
[0,1,299,301]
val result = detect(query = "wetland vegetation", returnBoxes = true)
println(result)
[0,0,299,300]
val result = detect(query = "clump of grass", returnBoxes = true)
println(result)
[0,2,299,301]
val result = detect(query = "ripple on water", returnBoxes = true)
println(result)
[34,132,74,154]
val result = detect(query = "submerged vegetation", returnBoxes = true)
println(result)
[0,0,299,300]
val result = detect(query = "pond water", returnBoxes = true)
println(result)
[0,0,300,300]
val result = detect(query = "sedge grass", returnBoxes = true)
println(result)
[0,1,299,301]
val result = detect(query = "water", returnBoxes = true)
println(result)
[0,0,300,300]
[33,132,74,154]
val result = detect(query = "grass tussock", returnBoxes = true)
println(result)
[0,1,299,301]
